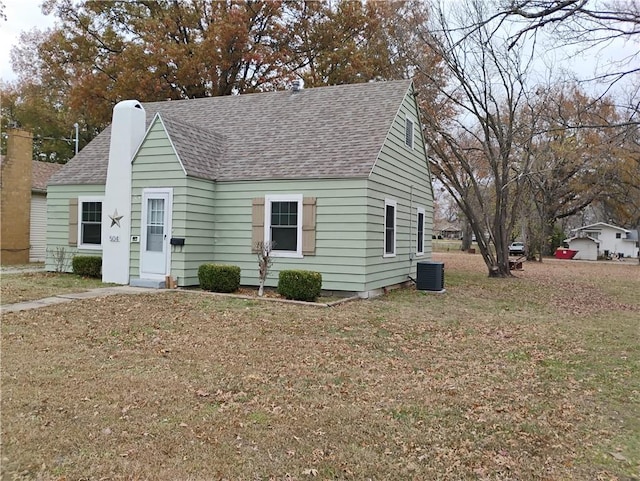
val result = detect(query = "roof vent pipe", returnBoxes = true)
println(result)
[292,78,304,92]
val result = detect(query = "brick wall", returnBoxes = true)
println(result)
[1,129,33,265]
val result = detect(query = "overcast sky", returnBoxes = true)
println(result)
[1,0,637,93]
[0,0,55,81]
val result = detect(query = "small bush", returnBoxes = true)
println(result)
[198,264,241,293]
[72,256,102,278]
[277,270,322,302]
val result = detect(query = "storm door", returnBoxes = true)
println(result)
[140,189,171,278]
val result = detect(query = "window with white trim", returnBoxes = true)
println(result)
[265,194,303,258]
[384,199,397,257]
[416,207,425,255]
[405,117,414,149]
[78,197,103,249]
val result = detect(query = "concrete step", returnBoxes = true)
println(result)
[130,278,166,289]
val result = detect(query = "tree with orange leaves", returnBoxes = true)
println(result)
[4,0,441,162]
[518,84,626,257]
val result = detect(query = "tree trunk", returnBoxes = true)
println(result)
[488,265,511,277]
[487,258,513,278]
[636,222,640,265]
[461,218,473,251]
[258,280,265,297]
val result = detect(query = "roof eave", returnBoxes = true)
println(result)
[574,222,628,232]
[217,173,370,182]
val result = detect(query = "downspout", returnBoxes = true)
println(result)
[408,184,416,284]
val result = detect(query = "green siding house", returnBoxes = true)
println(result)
[46,80,434,297]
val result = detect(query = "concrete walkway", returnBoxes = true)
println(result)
[1,286,165,314]
[1,265,46,275]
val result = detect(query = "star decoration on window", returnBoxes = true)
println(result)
[109,209,124,227]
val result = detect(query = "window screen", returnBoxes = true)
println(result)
[271,201,298,251]
[405,118,414,148]
[417,211,424,254]
[81,201,102,245]
[385,203,395,255]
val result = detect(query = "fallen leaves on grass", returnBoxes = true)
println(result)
[1,254,638,480]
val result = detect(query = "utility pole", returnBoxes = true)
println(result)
[73,123,79,155]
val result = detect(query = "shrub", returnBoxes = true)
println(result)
[277,270,322,302]
[198,264,241,293]
[72,255,102,278]
[49,246,74,272]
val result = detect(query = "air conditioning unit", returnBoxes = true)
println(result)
[416,261,445,292]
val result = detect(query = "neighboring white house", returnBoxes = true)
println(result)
[1,147,62,264]
[30,161,63,262]
[567,222,639,260]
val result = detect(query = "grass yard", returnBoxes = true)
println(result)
[0,272,111,305]
[433,238,465,252]
[1,253,639,480]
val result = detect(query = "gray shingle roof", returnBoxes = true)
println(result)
[49,79,412,185]
[0,156,63,191]
[158,114,226,181]
[32,160,64,192]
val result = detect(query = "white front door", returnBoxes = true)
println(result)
[140,189,172,278]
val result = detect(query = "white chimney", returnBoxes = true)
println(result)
[102,100,146,284]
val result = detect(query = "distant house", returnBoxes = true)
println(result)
[46,80,435,296]
[0,130,63,264]
[567,222,639,260]
[437,223,462,240]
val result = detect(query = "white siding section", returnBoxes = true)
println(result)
[29,193,47,262]
[569,238,598,261]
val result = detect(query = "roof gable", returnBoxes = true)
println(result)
[155,113,226,181]
[49,80,414,185]
[573,222,629,233]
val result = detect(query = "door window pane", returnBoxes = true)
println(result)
[146,198,164,252]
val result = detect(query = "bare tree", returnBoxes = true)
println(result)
[519,83,624,256]
[411,0,538,276]
[499,1,639,57]
[255,241,275,297]
[444,1,638,258]
[492,1,639,123]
